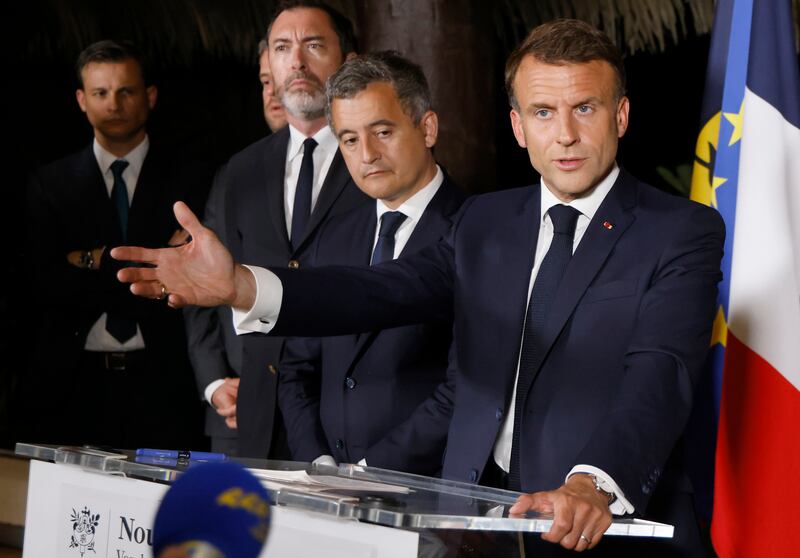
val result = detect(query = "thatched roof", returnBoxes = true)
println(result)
[6,0,799,68]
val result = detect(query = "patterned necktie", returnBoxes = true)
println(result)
[106,159,137,344]
[507,204,581,491]
[290,138,318,250]
[110,159,130,241]
[371,211,407,265]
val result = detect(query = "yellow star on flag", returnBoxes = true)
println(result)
[723,99,745,146]
[709,305,728,347]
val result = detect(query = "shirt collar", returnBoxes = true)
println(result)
[539,163,619,223]
[376,165,443,225]
[287,124,338,160]
[93,135,149,175]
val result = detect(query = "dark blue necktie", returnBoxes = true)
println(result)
[290,138,318,250]
[507,204,580,491]
[371,211,407,265]
[106,159,137,344]
[110,159,130,241]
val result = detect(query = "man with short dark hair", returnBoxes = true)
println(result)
[24,39,206,448]
[196,0,368,459]
[116,19,724,555]
[279,52,464,472]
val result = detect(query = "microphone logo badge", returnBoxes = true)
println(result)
[68,506,101,556]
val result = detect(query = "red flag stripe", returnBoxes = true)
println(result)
[711,333,800,557]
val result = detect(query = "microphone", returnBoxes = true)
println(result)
[153,461,271,558]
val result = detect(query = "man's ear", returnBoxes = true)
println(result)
[147,85,158,110]
[421,111,439,148]
[616,96,630,138]
[510,109,527,148]
[76,89,87,113]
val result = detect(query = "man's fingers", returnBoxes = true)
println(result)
[111,245,159,264]
[225,416,237,429]
[173,201,203,237]
[225,377,240,388]
[216,404,236,418]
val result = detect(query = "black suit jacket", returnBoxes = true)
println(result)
[279,176,464,473]
[267,170,725,553]
[23,141,209,445]
[184,173,243,441]
[222,127,369,458]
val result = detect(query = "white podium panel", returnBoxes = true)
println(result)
[23,460,417,558]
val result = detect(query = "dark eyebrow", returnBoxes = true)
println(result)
[273,35,327,46]
[336,120,397,139]
[369,119,396,128]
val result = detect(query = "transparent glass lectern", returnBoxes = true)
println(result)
[16,442,673,556]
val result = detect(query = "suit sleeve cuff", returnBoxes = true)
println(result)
[567,465,635,516]
[204,379,226,406]
[232,265,283,334]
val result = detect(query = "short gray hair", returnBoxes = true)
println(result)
[325,51,432,130]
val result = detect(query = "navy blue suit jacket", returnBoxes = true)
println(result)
[278,177,464,473]
[223,127,369,458]
[268,170,724,538]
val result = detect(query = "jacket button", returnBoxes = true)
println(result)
[345,377,356,389]
[336,439,344,450]
[267,364,277,375]
[468,469,479,483]
[641,482,652,495]
[495,408,504,421]
[288,259,300,269]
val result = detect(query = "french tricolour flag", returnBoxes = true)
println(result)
[689,0,800,556]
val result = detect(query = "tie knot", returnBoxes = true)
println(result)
[110,159,129,178]
[548,204,580,236]
[378,211,407,238]
[303,137,318,155]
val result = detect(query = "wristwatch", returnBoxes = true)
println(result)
[589,474,617,505]
[77,250,95,270]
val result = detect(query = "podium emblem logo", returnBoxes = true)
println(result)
[68,507,100,556]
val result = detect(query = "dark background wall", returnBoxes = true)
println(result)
[0,1,715,448]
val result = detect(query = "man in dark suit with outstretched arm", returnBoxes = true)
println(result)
[114,20,724,556]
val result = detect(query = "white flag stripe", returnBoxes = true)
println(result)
[728,87,800,390]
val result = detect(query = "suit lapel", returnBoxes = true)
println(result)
[493,187,541,399]
[523,171,638,393]
[293,149,350,254]
[264,127,292,251]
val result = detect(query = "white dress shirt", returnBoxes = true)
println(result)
[84,136,149,352]
[283,125,339,236]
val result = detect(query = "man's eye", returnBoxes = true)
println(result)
[535,109,551,118]
[577,105,593,114]
[376,129,391,138]
[342,137,357,146]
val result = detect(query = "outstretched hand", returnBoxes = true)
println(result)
[111,201,254,309]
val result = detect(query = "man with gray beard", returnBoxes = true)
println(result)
[199,0,368,459]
